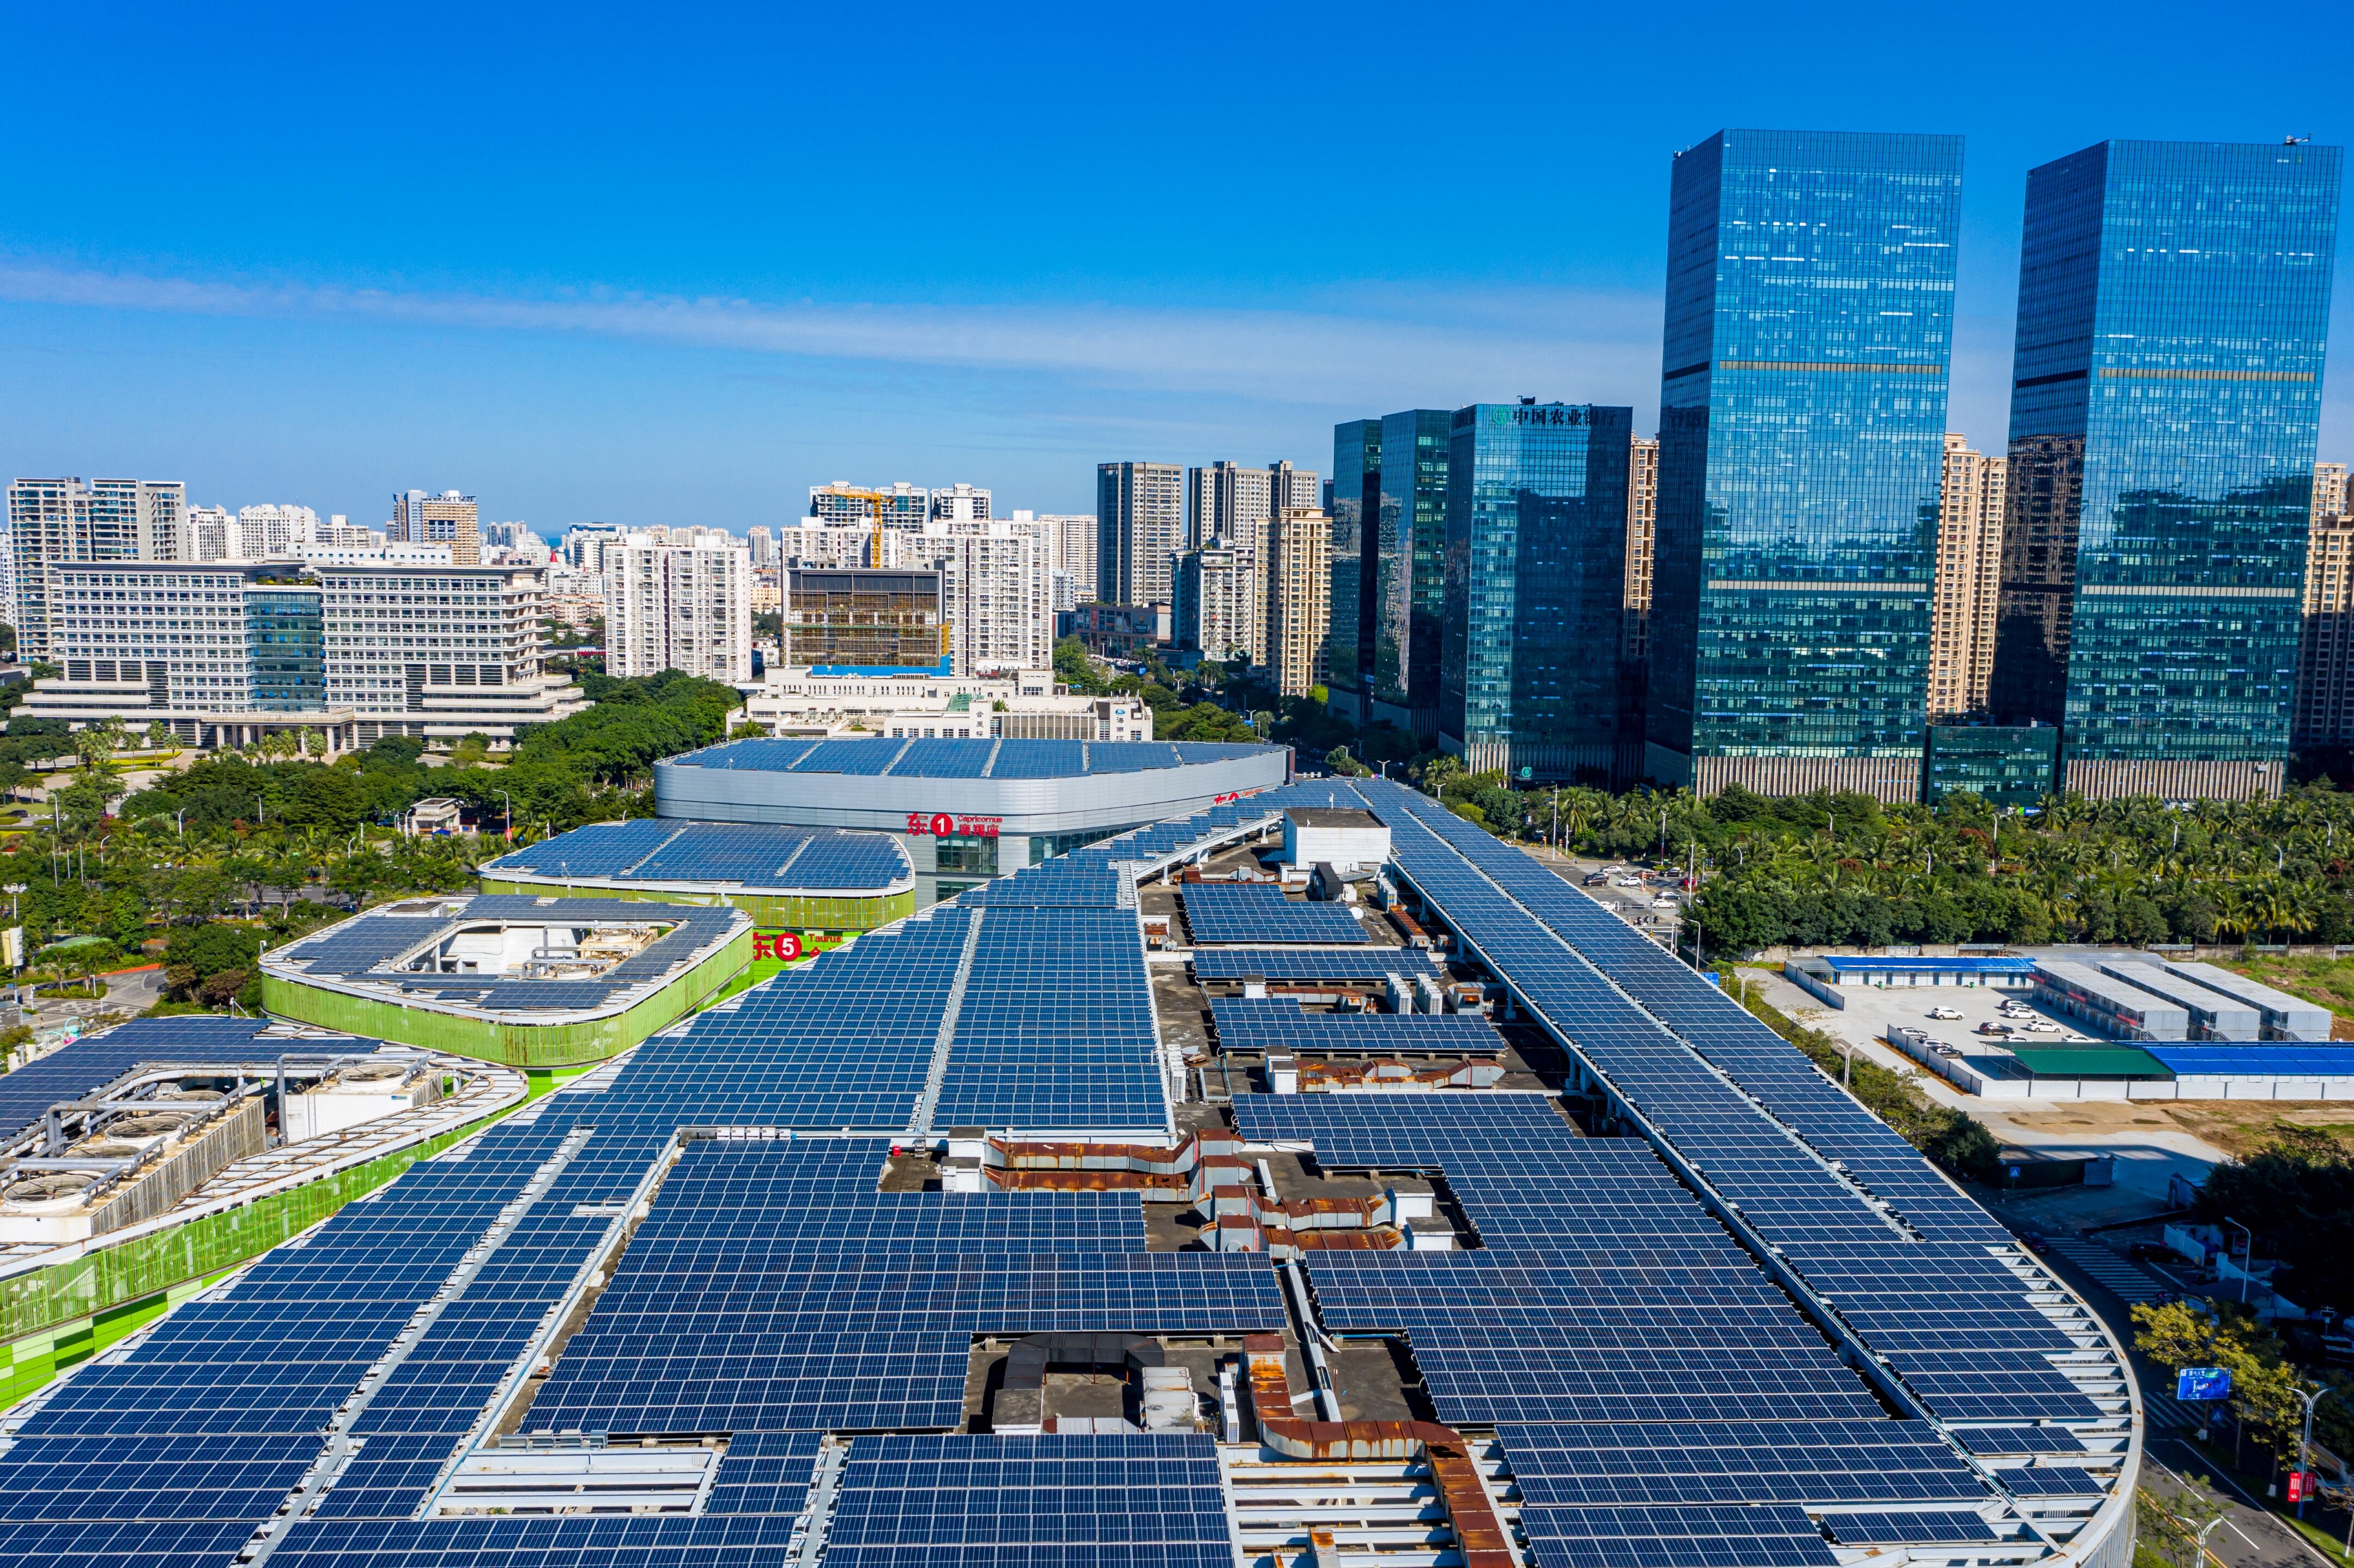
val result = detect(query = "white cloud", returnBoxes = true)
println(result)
[0,258,1666,412]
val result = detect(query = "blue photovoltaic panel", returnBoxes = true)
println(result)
[479,818,683,877]
[887,738,997,777]
[1211,996,1505,1055]
[679,737,822,771]
[825,1433,1230,1565]
[2146,1045,2354,1077]
[789,737,909,774]
[1521,1504,1840,1568]
[1182,882,1369,945]
[1191,947,1433,981]
[1085,742,1183,773]
[0,1019,377,1143]
[1825,1513,2003,1545]
[988,739,1087,778]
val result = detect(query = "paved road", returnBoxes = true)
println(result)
[2035,1232,2341,1568]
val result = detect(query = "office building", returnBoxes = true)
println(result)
[1173,546,1263,666]
[1622,436,1658,664]
[1096,460,1184,607]
[1928,435,2006,718]
[1440,402,1637,782]
[1989,139,2343,800]
[1264,507,1331,700]
[1373,410,1453,733]
[391,489,481,566]
[19,560,586,747]
[809,481,929,531]
[1326,419,1381,721]
[1648,130,1963,801]
[603,534,756,683]
[236,503,320,560]
[2297,463,2354,749]
[931,516,1053,676]
[785,568,948,674]
[929,483,992,523]
[4,477,186,658]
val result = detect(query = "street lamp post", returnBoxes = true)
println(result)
[499,792,513,840]
[2224,1215,2255,1304]
[2297,1385,2332,1519]
[2194,1513,2228,1568]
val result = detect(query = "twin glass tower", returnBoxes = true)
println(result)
[1336,129,2339,798]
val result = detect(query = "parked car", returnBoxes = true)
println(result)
[1926,1006,1963,1020]
[1976,1022,2015,1036]
[2022,1020,2062,1034]
[1651,896,1680,910]
[1582,872,1610,886]
[1612,877,1643,888]
[2128,1242,2173,1262]
[2017,1231,2053,1255]
[1931,1044,1963,1058]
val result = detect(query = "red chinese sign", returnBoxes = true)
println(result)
[905,812,1002,839]
[752,933,803,962]
[1212,792,1240,805]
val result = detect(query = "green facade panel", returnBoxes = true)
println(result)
[263,926,753,1067]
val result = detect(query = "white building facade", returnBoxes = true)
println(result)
[603,533,755,683]
[4,477,186,659]
[929,517,1053,676]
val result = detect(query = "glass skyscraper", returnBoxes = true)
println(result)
[1441,403,1636,782]
[1648,129,1962,800]
[1327,418,1380,721]
[1374,409,1452,733]
[1989,139,2341,800]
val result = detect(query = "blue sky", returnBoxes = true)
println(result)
[3,1,2349,530]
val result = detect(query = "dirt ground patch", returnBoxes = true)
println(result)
[2000,1097,2354,1160]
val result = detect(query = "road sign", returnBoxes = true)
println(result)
[2179,1367,2233,1401]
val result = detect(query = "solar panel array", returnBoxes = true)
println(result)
[1180,882,1369,945]
[273,896,746,1016]
[1209,996,1505,1055]
[0,1018,386,1144]
[669,735,1284,780]
[1189,946,1434,982]
[4,776,2130,1568]
[484,821,911,894]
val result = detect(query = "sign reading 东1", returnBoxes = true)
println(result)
[905,812,1002,840]
[2177,1367,2233,1402]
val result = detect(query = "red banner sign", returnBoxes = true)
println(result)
[905,812,1002,839]
[751,933,803,962]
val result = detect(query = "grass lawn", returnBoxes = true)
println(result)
[2225,955,2354,1038]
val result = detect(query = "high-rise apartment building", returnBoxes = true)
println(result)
[1440,403,1637,782]
[748,526,777,566]
[1270,461,1319,517]
[1371,410,1453,733]
[929,483,992,523]
[784,569,949,674]
[2296,463,2354,749]
[1186,460,1288,554]
[809,482,930,532]
[1927,435,2006,718]
[1326,420,1381,721]
[931,517,1053,675]
[4,477,186,658]
[1095,461,1184,607]
[391,490,481,566]
[603,534,755,683]
[1648,129,1962,801]
[20,560,586,746]
[1042,513,1096,594]
[1988,139,2342,800]
[0,523,15,636]
[237,503,319,559]
[1264,507,1331,700]
[187,505,235,562]
[1173,546,1263,666]
[1622,437,1658,665]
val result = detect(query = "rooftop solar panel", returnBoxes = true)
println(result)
[1182,882,1370,944]
[1191,947,1434,981]
[1211,995,1505,1055]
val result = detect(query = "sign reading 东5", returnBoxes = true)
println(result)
[906,812,1002,839]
